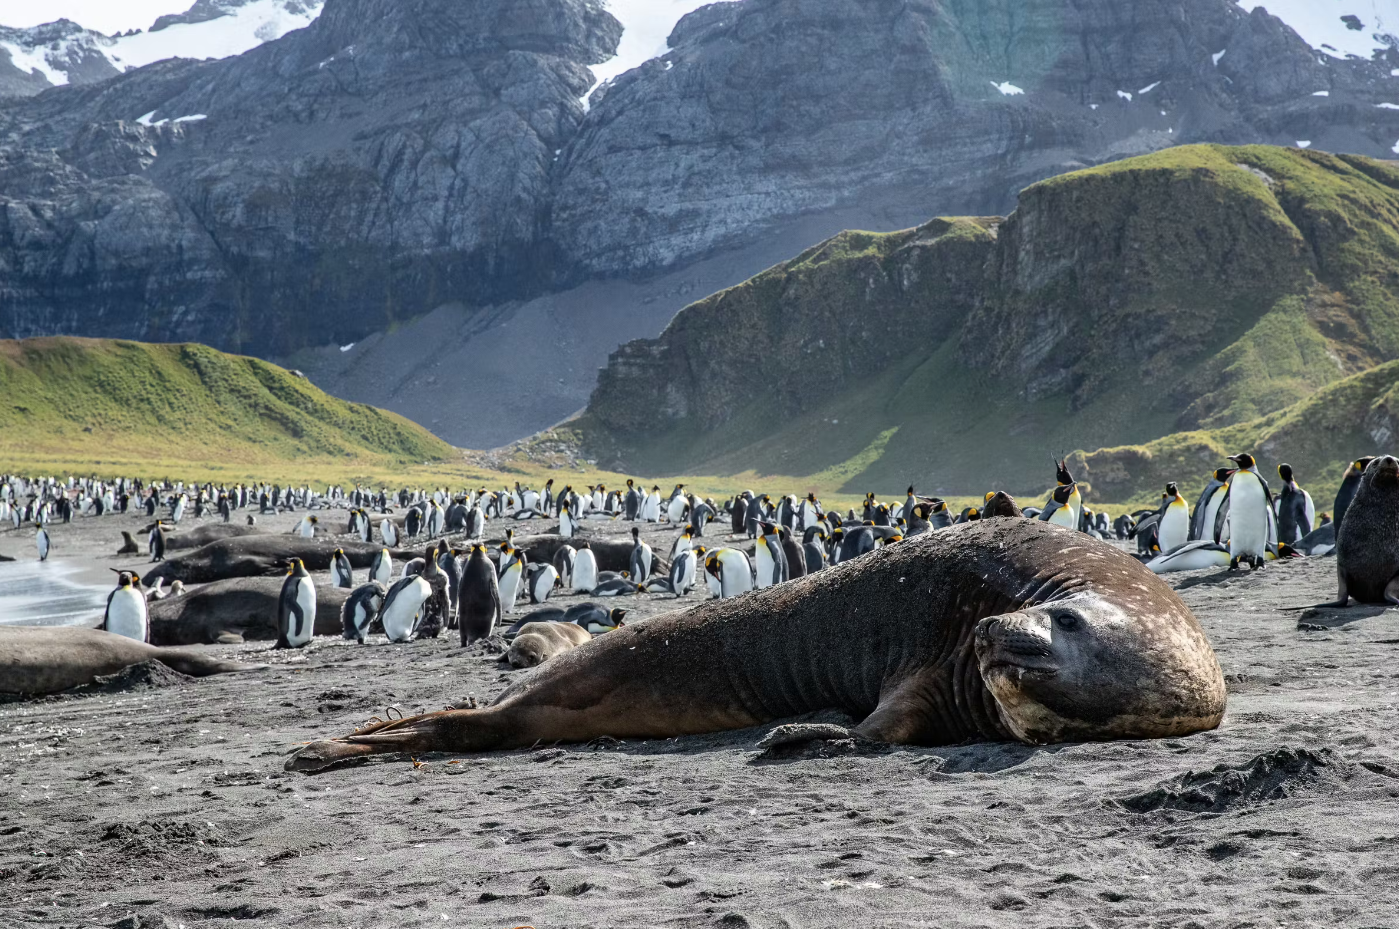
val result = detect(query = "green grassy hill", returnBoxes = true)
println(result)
[1071,359,1399,511]
[0,338,456,476]
[575,145,1399,500]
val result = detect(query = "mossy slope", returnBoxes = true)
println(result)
[0,338,455,472]
[576,145,1399,499]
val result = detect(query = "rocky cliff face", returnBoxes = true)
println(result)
[575,146,1399,493]
[0,0,620,354]
[1,0,1398,442]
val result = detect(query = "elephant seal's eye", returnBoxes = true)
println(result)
[1053,611,1080,631]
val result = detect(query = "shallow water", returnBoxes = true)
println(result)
[0,560,109,627]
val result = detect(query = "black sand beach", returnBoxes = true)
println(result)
[3,509,1399,927]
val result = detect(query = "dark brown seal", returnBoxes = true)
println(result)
[1311,455,1399,606]
[287,518,1226,772]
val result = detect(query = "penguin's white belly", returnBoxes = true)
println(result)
[381,521,397,546]
[532,566,558,601]
[499,568,523,614]
[667,499,685,522]
[286,579,317,646]
[676,555,695,592]
[719,551,753,598]
[1158,504,1190,552]
[1148,543,1230,574]
[1048,506,1076,529]
[106,588,148,641]
[1228,476,1269,558]
[754,547,775,589]
[572,555,598,593]
[383,578,431,643]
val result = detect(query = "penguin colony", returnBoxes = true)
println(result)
[0,455,1383,654]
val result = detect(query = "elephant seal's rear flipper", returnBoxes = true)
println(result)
[287,708,513,773]
[151,649,267,679]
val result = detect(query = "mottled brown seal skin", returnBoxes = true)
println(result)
[507,622,592,669]
[287,518,1226,773]
[0,626,263,695]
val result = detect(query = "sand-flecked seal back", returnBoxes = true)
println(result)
[288,518,1226,772]
[0,626,263,695]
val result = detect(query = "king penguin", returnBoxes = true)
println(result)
[370,548,393,586]
[572,543,599,593]
[341,582,386,644]
[1157,483,1190,553]
[1275,463,1315,543]
[705,548,754,599]
[458,544,502,645]
[276,559,317,649]
[103,572,149,642]
[498,548,525,614]
[1223,453,1273,570]
[331,548,354,589]
[629,526,654,584]
[35,519,50,562]
[380,571,433,644]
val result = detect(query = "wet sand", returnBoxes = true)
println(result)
[2,508,1399,927]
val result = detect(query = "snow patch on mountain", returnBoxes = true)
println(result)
[585,0,744,106]
[1238,1,1396,60]
[0,0,322,91]
[106,0,322,70]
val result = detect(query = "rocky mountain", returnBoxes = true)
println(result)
[573,145,1399,498]
[1,0,1398,449]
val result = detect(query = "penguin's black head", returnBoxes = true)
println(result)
[117,573,132,588]
[1353,456,1378,475]
[1054,458,1074,486]
[1052,484,1075,505]
[610,608,629,623]
[1226,453,1256,470]
[1165,482,1178,498]
[1213,468,1233,482]
[931,499,946,513]
[1277,463,1295,483]
[912,504,927,518]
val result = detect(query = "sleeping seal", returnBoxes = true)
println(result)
[0,626,263,695]
[288,518,1226,772]
[506,622,592,669]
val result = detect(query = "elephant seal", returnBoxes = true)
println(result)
[143,537,416,586]
[0,626,263,695]
[287,518,1226,772]
[162,523,263,551]
[522,535,640,574]
[507,622,592,669]
[148,578,351,645]
[1306,455,1399,606]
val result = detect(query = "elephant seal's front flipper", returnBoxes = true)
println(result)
[287,518,1227,773]
[757,723,863,749]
